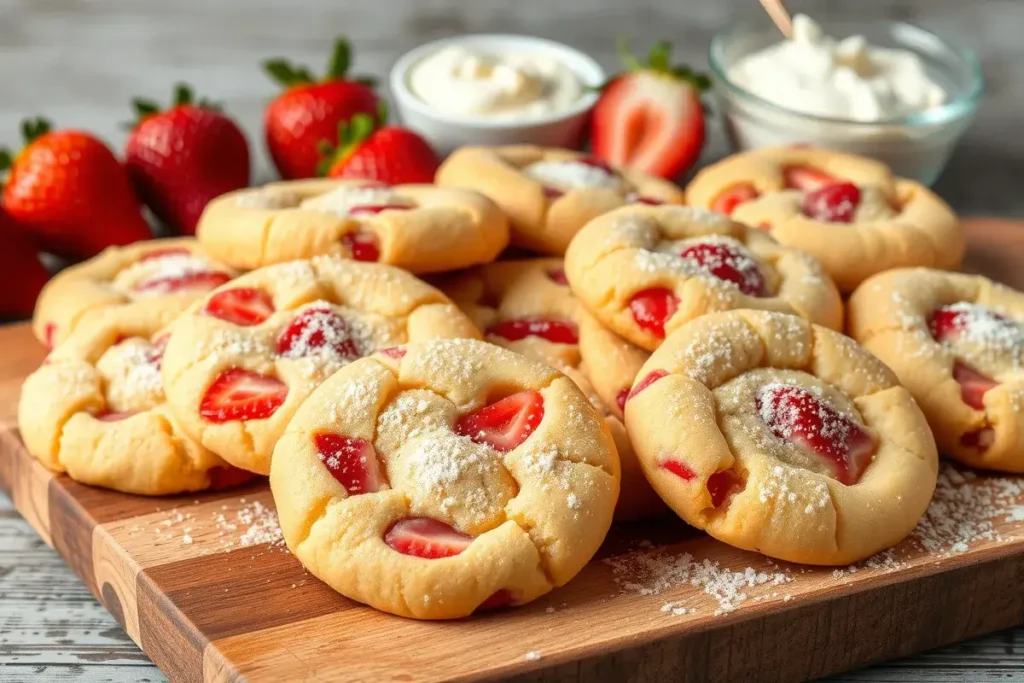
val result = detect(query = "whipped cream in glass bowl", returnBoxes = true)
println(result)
[709,14,983,184]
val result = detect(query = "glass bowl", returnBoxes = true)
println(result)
[708,17,984,185]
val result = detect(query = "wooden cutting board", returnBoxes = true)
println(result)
[2,218,1024,683]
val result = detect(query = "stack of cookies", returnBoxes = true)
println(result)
[19,144,1024,620]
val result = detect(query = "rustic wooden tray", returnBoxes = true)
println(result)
[2,218,1024,683]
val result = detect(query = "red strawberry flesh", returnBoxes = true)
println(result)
[199,369,288,423]
[626,369,668,404]
[706,470,743,507]
[340,230,380,262]
[661,459,696,481]
[314,432,382,495]
[276,306,363,359]
[680,241,767,296]
[203,287,275,326]
[953,361,998,410]
[547,268,568,286]
[487,319,578,345]
[378,346,406,360]
[207,466,257,491]
[711,184,759,215]
[783,165,837,191]
[801,182,861,223]
[384,517,473,559]
[348,203,413,216]
[453,390,544,453]
[629,288,678,338]
[134,270,231,295]
[476,589,517,612]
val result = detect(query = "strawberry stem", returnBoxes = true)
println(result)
[0,148,11,172]
[315,112,379,177]
[326,37,350,79]
[173,83,194,106]
[20,117,51,145]
[612,38,711,92]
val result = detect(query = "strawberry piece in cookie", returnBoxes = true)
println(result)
[277,306,364,360]
[757,384,875,485]
[711,184,759,215]
[199,369,288,423]
[952,361,998,410]
[385,518,474,559]
[487,319,578,345]
[203,287,275,326]
[783,165,837,191]
[134,270,231,295]
[340,231,381,262]
[801,182,861,223]
[314,433,382,495]
[454,391,544,453]
[628,288,678,339]
[680,240,767,297]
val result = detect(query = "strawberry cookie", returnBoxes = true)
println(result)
[685,146,963,292]
[161,257,479,475]
[625,309,937,565]
[32,238,235,349]
[564,204,842,351]
[438,259,664,520]
[18,314,251,495]
[435,145,685,254]
[196,178,508,274]
[269,338,619,619]
[849,268,1024,472]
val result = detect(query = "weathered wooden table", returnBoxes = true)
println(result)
[1,1,1022,681]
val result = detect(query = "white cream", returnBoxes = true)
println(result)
[729,14,946,121]
[408,45,585,120]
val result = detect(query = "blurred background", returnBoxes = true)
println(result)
[0,0,1019,215]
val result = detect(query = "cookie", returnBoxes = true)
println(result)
[625,309,937,565]
[161,257,480,475]
[685,146,963,292]
[436,145,685,254]
[18,312,251,495]
[849,268,1024,472]
[438,259,665,520]
[564,204,843,351]
[32,238,236,349]
[196,178,509,274]
[269,338,619,619]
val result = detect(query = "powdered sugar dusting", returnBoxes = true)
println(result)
[300,185,412,216]
[235,188,301,209]
[523,160,627,191]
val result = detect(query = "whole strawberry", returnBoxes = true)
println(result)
[320,114,439,185]
[0,208,49,318]
[126,84,251,235]
[0,118,150,260]
[591,40,710,180]
[263,37,380,180]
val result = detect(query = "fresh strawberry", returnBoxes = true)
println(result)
[487,318,579,345]
[199,368,288,423]
[0,208,48,318]
[384,518,473,559]
[0,118,151,259]
[313,433,383,495]
[125,84,250,235]
[263,37,381,180]
[590,40,710,180]
[453,390,544,453]
[319,113,439,184]
[203,287,275,326]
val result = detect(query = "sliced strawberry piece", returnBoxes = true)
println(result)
[547,268,568,286]
[476,589,517,612]
[801,182,861,223]
[139,247,191,262]
[711,184,759,215]
[134,270,232,295]
[953,361,998,410]
[757,385,875,485]
[661,459,696,481]
[929,303,1013,343]
[961,427,996,451]
[487,318,579,345]
[378,345,406,360]
[929,305,969,341]
[203,287,275,326]
[43,322,58,350]
[453,390,544,453]
[680,240,767,296]
[313,432,383,495]
[783,165,837,191]
[199,369,288,423]
[706,469,743,507]
[633,195,664,206]
[348,203,413,216]
[626,369,668,403]
[590,41,709,179]
[207,465,257,491]
[629,288,678,338]
[384,517,473,559]
[276,306,363,360]
[340,230,380,262]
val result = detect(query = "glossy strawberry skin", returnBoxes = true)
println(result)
[3,130,151,260]
[325,126,439,185]
[126,105,250,235]
[266,81,379,180]
[0,209,49,318]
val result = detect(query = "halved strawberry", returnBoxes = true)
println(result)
[313,432,382,495]
[590,40,709,179]
[625,369,668,403]
[384,517,473,559]
[711,184,759,215]
[783,165,837,191]
[203,287,275,326]
[953,361,998,410]
[199,369,288,423]
[801,182,861,223]
[276,306,362,359]
[453,390,544,453]
[680,241,767,296]
[134,270,231,295]
[487,318,578,345]
[340,230,380,262]
[628,288,678,338]
[661,459,696,481]
[757,385,874,485]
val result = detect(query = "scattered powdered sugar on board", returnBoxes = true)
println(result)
[233,500,285,548]
[137,498,285,553]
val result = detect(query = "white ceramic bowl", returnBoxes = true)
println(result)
[389,34,605,156]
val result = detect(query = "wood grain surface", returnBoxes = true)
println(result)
[0,220,1022,682]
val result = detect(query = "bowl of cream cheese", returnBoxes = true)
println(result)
[709,14,983,184]
[390,35,605,155]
